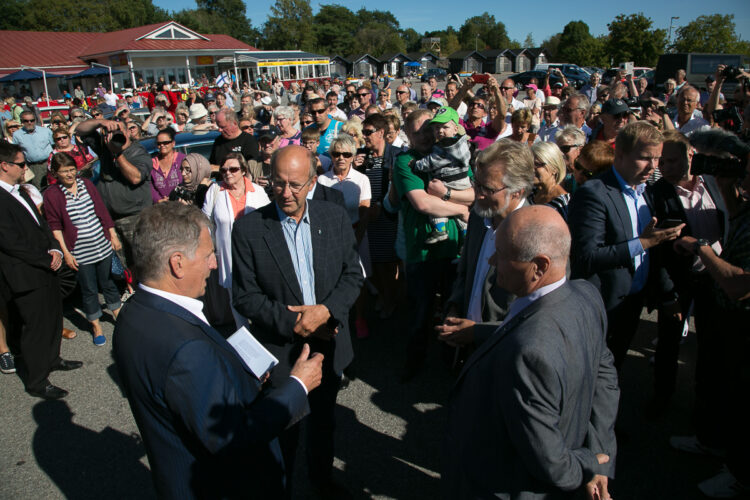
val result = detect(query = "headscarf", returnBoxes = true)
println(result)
[182,153,211,191]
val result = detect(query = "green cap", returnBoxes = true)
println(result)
[431,106,459,125]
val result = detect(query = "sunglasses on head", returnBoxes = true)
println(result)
[219,166,241,175]
[558,144,581,153]
[331,151,353,158]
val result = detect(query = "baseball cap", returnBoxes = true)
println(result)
[602,98,629,115]
[204,92,216,101]
[431,106,459,125]
[258,125,280,141]
[705,75,716,83]
[553,82,564,88]
[427,97,448,108]
[525,84,538,91]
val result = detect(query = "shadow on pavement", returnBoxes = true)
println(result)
[32,399,156,500]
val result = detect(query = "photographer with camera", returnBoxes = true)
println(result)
[704,64,750,134]
[76,117,152,267]
[669,129,750,498]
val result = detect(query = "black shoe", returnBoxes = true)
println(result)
[51,359,83,372]
[27,383,68,400]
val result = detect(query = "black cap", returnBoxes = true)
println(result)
[705,74,716,83]
[602,98,629,115]
[258,125,281,141]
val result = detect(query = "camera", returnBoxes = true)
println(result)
[721,66,741,80]
[691,153,746,178]
[171,185,196,204]
[109,132,127,150]
[712,107,744,133]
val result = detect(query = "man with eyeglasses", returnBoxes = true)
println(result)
[552,93,592,144]
[12,110,54,189]
[0,141,83,399]
[307,98,342,155]
[232,145,363,497]
[418,82,433,109]
[347,87,372,121]
[437,140,535,351]
[664,86,710,137]
[591,98,632,147]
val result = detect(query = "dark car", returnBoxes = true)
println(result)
[421,68,448,82]
[140,130,220,158]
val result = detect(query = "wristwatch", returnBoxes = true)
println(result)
[442,187,452,201]
[693,238,711,255]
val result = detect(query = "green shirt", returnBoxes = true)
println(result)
[393,149,470,263]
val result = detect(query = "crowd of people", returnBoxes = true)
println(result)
[1,63,749,499]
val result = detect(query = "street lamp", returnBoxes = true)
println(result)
[668,16,679,52]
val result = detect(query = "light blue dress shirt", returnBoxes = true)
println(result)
[13,126,54,163]
[276,202,316,305]
[612,167,651,294]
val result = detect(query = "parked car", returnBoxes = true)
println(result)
[421,68,448,82]
[509,70,564,89]
[140,130,220,158]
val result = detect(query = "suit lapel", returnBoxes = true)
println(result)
[262,207,304,304]
[603,171,634,239]
[309,201,328,302]
[134,290,255,376]
[1,186,42,227]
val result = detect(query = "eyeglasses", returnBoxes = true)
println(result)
[358,93,370,97]
[309,108,327,115]
[51,121,64,125]
[471,102,485,109]
[128,125,138,130]
[56,168,77,176]
[272,176,313,193]
[21,119,35,123]
[302,120,314,126]
[396,90,408,95]
[157,140,173,146]
[472,178,508,195]
[362,128,377,136]
[331,151,354,159]
[54,135,69,141]
[558,144,582,153]
[240,125,252,131]
[7,125,20,129]
[219,166,241,175]
[500,86,515,91]
[574,160,594,178]
[180,166,192,173]
[5,160,26,168]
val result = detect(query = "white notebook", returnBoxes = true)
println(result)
[227,326,278,379]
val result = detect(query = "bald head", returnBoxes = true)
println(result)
[493,206,569,296]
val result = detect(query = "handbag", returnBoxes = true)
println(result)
[111,252,125,278]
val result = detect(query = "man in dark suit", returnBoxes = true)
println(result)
[309,177,345,207]
[232,145,363,495]
[0,142,82,399]
[443,205,619,499]
[647,130,729,417]
[568,122,684,370]
[114,202,323,499]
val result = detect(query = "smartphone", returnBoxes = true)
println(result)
[657,218,683,229]
[472,74,489,84]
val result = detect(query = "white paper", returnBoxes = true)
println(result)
[227,326,278,379]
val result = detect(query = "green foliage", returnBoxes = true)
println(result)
[556,21,607,67]
[313,4,358,55]
[174,0,257,46]
[524,33,534,48]
[401,28,422,53]
[423,28,461,57]
[356,8,399,31]
[458,14,509,51]
[607,13,666,67]
[541,33,562,61]
[352,22,405,57]
[672,14,746,54]
[262,0,315,51]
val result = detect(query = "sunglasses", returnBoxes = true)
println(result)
[54,135,69,141]
[358,93,370,97]
[8,125,20,129]
[309,108,327,115]
[22,119,35,123]
[302,120,314,126]
[91,113,102,117]
[362,129,377,136]
[5,160,26,168]
[128,125,138,130]
[558,144,582,153]
[500,86,515,91]
[157,140,173,146]
[396,90,408,95]
[471,103,485,109]
[331,151,353,158]
[240,125,252,131]
[219,166,241,175]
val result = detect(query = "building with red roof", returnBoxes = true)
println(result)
[0,22,256,95]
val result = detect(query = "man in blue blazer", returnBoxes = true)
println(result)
[443,206,619,499]
[568,122,684,370]
[231,145,363,494]
[114,203,323,499]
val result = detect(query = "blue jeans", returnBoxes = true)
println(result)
[76,254,121,321]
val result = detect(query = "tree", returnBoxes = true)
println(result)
[262,0,315,51]
[607,13,666,67]
[556,21,606,67]
[11,0,168,32]
[458,14,509,50]
[673,14,745,53]
[424,28,461,57]
[313,4,358,55]
[524,33,534,48]
[541,33,562,61]
[174,0,258,45]
[352,22,405,57]
[401,28,422,53]
[356,8,399,31]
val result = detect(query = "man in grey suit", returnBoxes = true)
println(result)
[440,140,535,349]
[443,205,619,499]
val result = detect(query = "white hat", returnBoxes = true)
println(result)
[189,103,208,120]
[260,96,273,105]
[543,96,561,108]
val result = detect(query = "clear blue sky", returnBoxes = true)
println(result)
[153,0,750,44]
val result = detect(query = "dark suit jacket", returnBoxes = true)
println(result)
[648,175,729,293]
[448,211,515,326]
[568,169,673,311]
[113,289,308,500]
[311,182,345,208]
[0,185,60,294]
[443,280,619,499]
[231,200,363,384]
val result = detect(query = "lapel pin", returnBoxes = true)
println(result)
[318,229,322,235]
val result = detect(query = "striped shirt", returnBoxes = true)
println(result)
[61,179,112,265]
